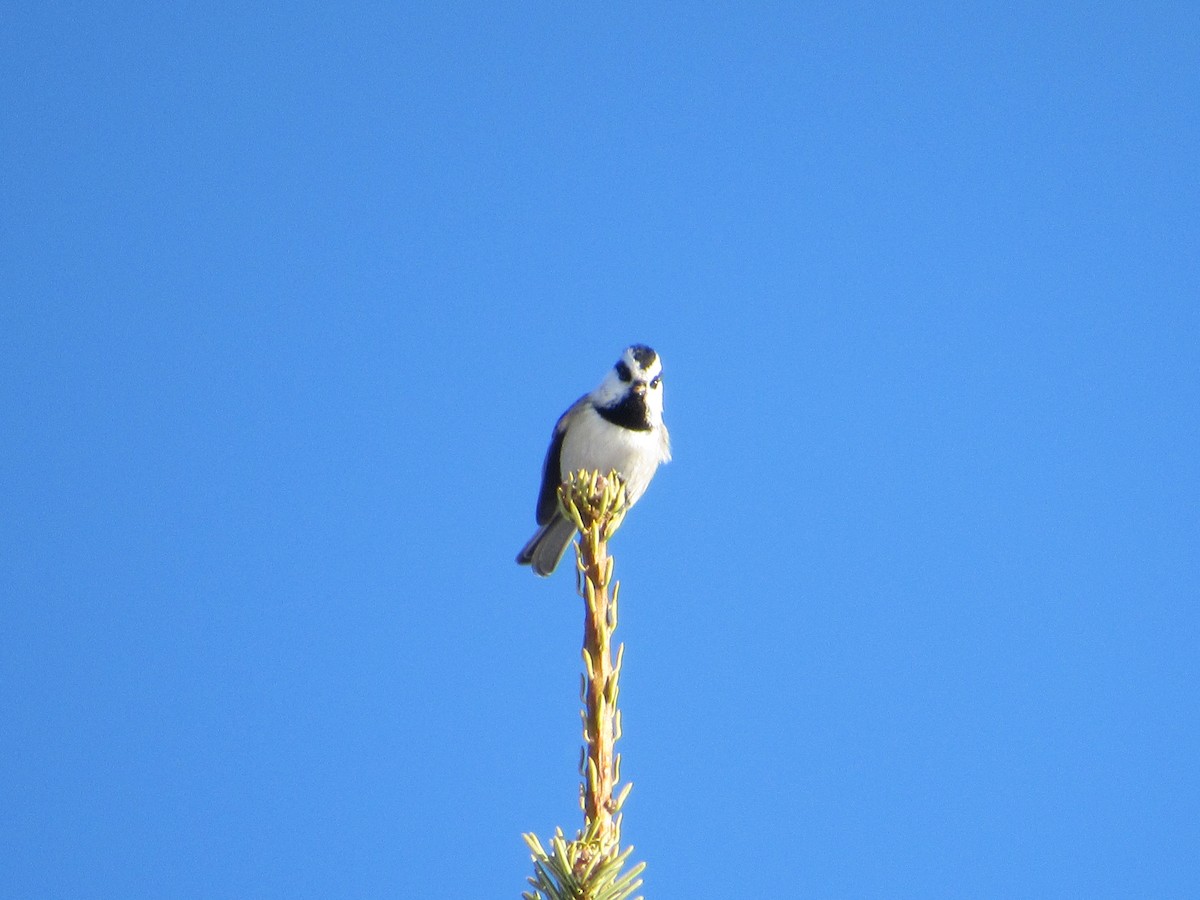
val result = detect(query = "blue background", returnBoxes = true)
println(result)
[2,3,1197,897]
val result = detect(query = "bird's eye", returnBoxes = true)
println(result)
[615,361,632,382]
[650,376,661,389]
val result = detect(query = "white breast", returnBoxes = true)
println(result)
[560,406,670,508]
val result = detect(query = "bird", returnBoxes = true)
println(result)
[516,343,672,576]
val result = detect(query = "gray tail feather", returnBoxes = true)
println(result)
[515,515,577,576]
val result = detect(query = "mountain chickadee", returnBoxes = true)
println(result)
[516,344,671,576]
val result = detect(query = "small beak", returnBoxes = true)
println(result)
[632,381,647,396]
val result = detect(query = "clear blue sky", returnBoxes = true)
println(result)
[2,3,1197,897]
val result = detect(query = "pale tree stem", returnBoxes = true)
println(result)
[522,470,644,900]
[578,519,619,848]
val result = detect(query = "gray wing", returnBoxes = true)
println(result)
[535,394,590,524]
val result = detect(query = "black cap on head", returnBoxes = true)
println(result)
[628,344,657,369]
